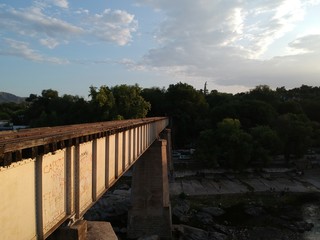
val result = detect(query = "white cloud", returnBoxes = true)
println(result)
[0,3,137,51]
[52,0,69,9]
[0,3,138,64]
[288,34,320,52]
[133,0,320,91]
[1,39,68,64]
[88,9,137,46]
[0,5,83,39]
[39,38,63,49]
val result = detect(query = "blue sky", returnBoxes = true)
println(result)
[1,0,320,97]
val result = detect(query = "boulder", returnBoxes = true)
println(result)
[173,200,190,219]
[208,231,228,240]
[174,225,208,240]
[244,205,265,217]
[201,207,225,217]
[137,235,160,240]
[196,211,213,225]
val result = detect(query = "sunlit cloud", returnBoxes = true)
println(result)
[1,39,69,64]
[132,0,320,91]
[88,9,137,46]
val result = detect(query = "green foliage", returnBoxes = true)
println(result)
[196,118,252,170]
[250,126,282,166]
[0,102,27,124]
[195,85,320,169]
[141,87,167,116]
[164,82,209,147]
[111,84,151,119]
[194,129,218,167]
[25,90,92,127]
[215,118,253,170]
[276,113,313,160]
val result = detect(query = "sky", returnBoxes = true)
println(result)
[1,0,320,98]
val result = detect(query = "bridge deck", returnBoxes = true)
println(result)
[0,117,167,167]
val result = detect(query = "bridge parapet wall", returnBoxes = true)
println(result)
[0,117,169,240]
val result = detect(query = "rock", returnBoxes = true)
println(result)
[175,225,209,240]
[137,235,160,240]
[291,221,314,233]
[248,226,301,240]
[173,200,190,219]
[117,183,130,190]
[179,215,190,223]
[208,231,227,240]
[210,224,230,235]
[196,211,213,225]
[113,189,130,196]
[201,207,225,217]
[113,200,130,216]
[244,205,265,217]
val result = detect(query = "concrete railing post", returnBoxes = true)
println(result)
[127,139,172,240]
[161,129,174,181]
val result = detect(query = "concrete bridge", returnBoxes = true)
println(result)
[0,117,172,240]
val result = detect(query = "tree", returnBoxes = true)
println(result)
[111,84,151,119]
[41,89,59,99]
[246,85,279,106]
[276,113,313,161]
[196,119,253,170]
[141,87,167,117]
[237,100,277,129]
[250,126,282,167]
[89,85,115,121]
[215,118,253,170]
[165,82,209,147]
[194,129,218,167]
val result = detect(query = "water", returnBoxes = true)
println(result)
[303,202,320,240]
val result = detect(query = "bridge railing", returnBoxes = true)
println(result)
[0,117,169,240]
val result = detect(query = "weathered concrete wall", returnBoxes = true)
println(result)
[0,159,37,240]
[127,139,172,240]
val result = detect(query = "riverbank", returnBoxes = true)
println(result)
[170,168,320,196]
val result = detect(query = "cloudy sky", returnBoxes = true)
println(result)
[1,0,320,97]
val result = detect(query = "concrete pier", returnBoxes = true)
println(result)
[87,221,118,240]
[127,139,172,240]
[47,220,87,240]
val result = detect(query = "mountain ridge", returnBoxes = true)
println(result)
[0,92,25,103]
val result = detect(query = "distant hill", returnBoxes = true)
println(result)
[0,92,25,103]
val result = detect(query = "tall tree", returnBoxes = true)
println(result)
[214,118,253,170]
[165,82,209,147]
[111,84,151,119]
[89,85,115,121]
[276,113,313,161]
[250,126,282,167]
[141,87,167,117]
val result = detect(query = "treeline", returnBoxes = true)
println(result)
[1,83,320,169]
[143,84,320,169]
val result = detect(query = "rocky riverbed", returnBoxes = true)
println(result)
[84,169,320,239]
[171,193,319,240]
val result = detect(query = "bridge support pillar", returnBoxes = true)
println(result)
[127,139,172,240]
